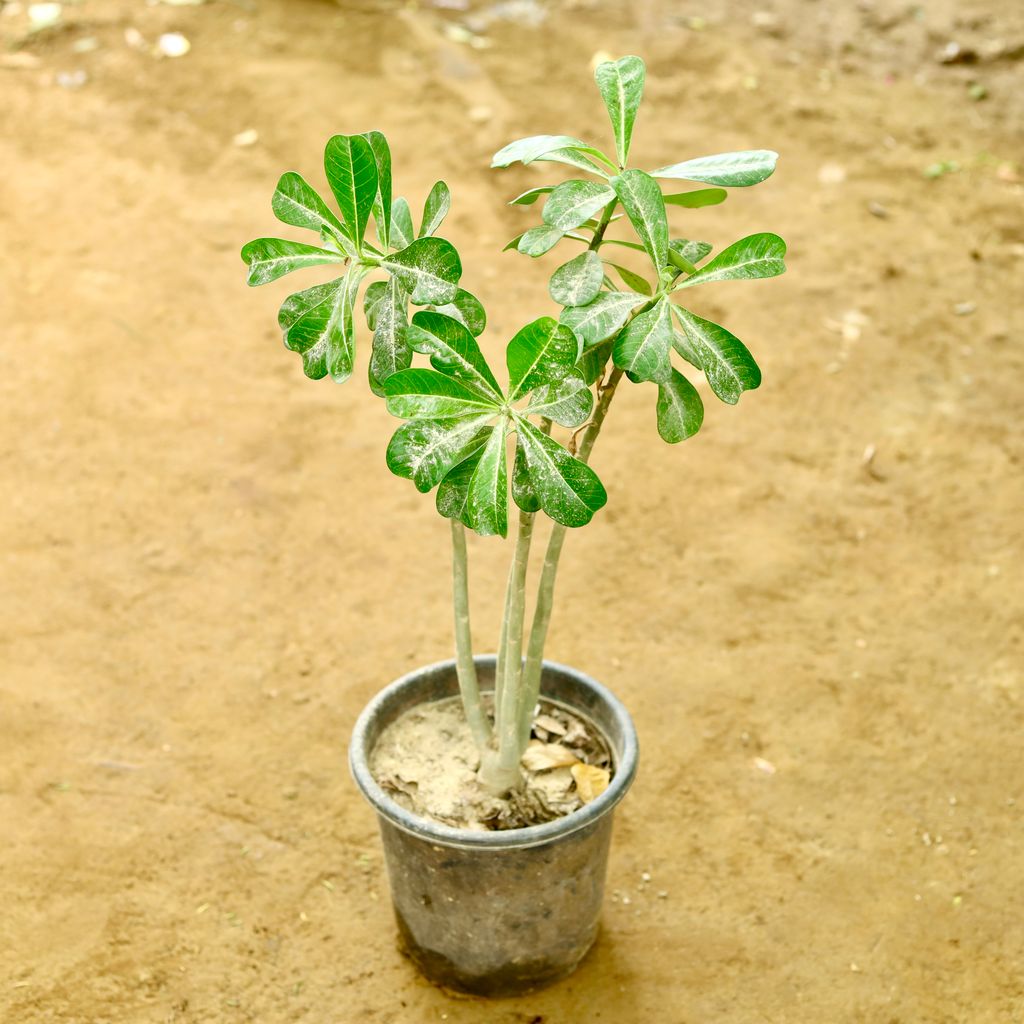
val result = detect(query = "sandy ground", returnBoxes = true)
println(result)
[2,0,1023,1021]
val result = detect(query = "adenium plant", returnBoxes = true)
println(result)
[242,56,785,796]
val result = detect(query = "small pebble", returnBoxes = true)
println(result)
[953,301,976,316]
[71,36,100,53]
[867,201,889,218]
[818,162,847,185]
[56,69,88,89]
[232,128,259,147]
[157,32,191,58]
[28,2,61,31]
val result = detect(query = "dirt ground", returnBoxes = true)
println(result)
[2,0,1022,1021]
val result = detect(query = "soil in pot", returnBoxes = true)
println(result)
[370,696,613,830]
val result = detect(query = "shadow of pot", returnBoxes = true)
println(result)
[349,655,639,997]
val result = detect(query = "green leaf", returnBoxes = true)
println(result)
[363,280,388,329]
[674,232,786,288]
[662,188,727,208]
[323,134,379,246]
[613,297,673,383]
[241,237,345,286]
[408,310,502,397]
[549,250,603,307]
[278,278,344,379]
[667,247,698,276]
[383,368,501,419]
[594,55,645,167]
[669,238,713,265]
[511,439,541,513]
[380,237,462,304]
[369,275,412,394]
[386,414,494,492]
[436,448,482,526]
[671,306,761,404]
[514,417,607,528]
[517,225,564,257]
[390,197,415,250]
[526,374,593,428]
[491,135,613,171]
[419,180,451,238]
[651,150,779,187]
[509,186,554,206]
[535,148,611,176]
[429,288,486,337]
[656,368,704,442]
[605,262,652,295]
[598,238,648,253]
[612,169,668,269]
[542,180,616,232]
[577,336,614,385]
[466,422,509,538]
[506,316,580,401]
[362,131,392,248]
[560,290,642,346]
[271,172,347,239]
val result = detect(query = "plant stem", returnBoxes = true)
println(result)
[450,519,492,754]
[493,509,535,782]
[516,366,625,748]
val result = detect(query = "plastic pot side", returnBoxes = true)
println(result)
[349,656,639,996]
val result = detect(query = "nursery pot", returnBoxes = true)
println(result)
[349,655,638,996]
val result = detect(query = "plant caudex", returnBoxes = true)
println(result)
[242,56,786,798]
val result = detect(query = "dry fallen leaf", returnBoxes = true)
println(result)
[571,763,610,803]
[521,741,579,772]
[533,714,566,737]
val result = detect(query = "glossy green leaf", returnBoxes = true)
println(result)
[390,197,414,250]
[380,236,462,304]
[605,262,652,295]
[436,448,482,526]
[594,55,645,167]
[363,280,388,329]
[577,336,614,385]
[613,297,673,383]
[669,238,713,265]
[323,134,379,246]
[517,225,564,257]
[526,374,593,428]
[506,316,580,401]
[656,368,704,442]
[535,148,611,176]
[386,414,494,492]
[466,422,509,537]
[612,170,668,269]
[509,186,554,206]
[663,188,727,208]
[514,417,607,528]
[369,275,411,394]
[651,150,779,187]
[408,310,502,397]
[560,290,641,346]
[542,180,616,232]
[362,131,392,248]
[671,305,761,404]
[492,135,613,171]
[511,439,541,513]
[271,172,347,239]
[667,247,698,275]
[419,180,451,238]
[384,367,501,419]
[278,278,344,379]
[241,237,345,286]
[428,288,486,337]
[598,238,648,254]
[549,250,603,307]
[674,232,786,288]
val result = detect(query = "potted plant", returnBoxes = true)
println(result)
[242,55,785,996]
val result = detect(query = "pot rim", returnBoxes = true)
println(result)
[349,655,638,851]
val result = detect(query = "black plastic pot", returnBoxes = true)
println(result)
[349,655,639,996]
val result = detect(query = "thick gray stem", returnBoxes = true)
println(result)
[494,510,535,780]
[516,368,625,746]
[450,520,492,755]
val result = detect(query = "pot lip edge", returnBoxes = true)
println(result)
[349,655,638,851]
